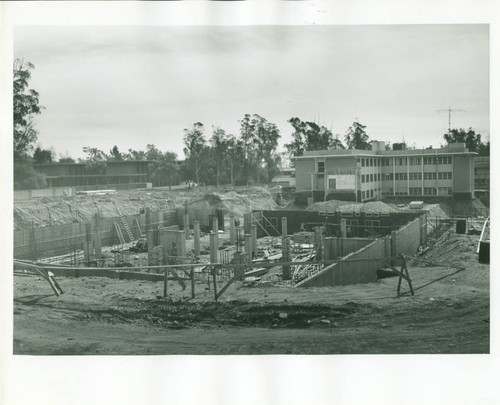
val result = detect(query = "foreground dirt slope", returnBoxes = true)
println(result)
[13,233,489,354]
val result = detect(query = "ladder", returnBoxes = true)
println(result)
[120,215,134,242]
[114,222,126,245]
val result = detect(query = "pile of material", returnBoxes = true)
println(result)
[423,203,449,219]
[14,187,280,230]
[307,200,397,214]
[14,193,176,230]
[188,187,278,217]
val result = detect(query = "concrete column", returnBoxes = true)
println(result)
[209,232,218,264]
[314,227,323,260]
[176,207,184,228]
[244,234,252,264]
[184,213,190,239]
[193,220,200,256]
[147,229,155,265]
[282,236,291,280]
[145,208,151,232]
[281,216,288,237]
[212,217,219,257]
[93,215,102,259]
[251,224,257,258]
[340,218,347,238]
[83,222,92,264]
[158,211,164,228]
[177,230,186,262]
[243,213,251,235]
[323,237,333,261]
[229,214,236,244]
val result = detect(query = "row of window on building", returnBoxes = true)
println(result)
[362,171,452,183]
[382,187,453,196]
[359,156,453,167]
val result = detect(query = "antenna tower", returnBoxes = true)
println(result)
[436,106,465,135]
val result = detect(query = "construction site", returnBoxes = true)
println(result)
[13,186,490,354]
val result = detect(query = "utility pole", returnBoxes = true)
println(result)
[437,106,465,136]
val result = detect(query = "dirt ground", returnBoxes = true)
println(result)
[13,231,489,355]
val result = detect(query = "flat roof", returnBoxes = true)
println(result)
[295,147,477,159]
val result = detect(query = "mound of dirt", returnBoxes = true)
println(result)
[14,187,280,229]
[307,200,397,214]
[188,187,278,217]
[423,203,449,219]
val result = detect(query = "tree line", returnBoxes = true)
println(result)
[13,59,490,190]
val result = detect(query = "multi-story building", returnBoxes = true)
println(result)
[474,156,490,194]
[294,142,476,202]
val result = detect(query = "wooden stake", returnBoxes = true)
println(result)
[212,266,218,302]
[191,266,195,299]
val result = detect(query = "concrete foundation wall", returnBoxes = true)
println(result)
[14,209,179,260]
[297,238,385,287]
[324,237,375,258]
[298,214,425,287]
[393,217,421,257]
[14,187,76,200]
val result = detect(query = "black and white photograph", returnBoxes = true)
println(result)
[1,1,499,404]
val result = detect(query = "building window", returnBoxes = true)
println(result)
[317,161,325,173]
[361,175,365,183]
[438,172,443,180]
[362,158,365,167]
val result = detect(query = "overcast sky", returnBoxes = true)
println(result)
[14,24,489,160]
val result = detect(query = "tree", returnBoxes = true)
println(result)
[108,145,123,161]
[345,120,370,150]
[210,127,233,191]
[226,137,244,187]
[13,59,43,159]
[33,146,54,164]
[478,141,490,156]
[151,152,180,190]
[82,146,107,162]
[239,114,281,186]
[285,117,344,158]
[443,128,484,153]
[183,122,206,186]
[14,161,46,190]
[124,148,146,161]
[145,144,164,161]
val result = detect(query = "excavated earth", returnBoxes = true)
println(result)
[13,230,489,355]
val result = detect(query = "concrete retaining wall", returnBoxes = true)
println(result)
[323,237,375,259]
[297,214,425,287]
[13,209,179,260]
[392,217,421,257]
[297,238,386,287]
[14,187,76,200]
